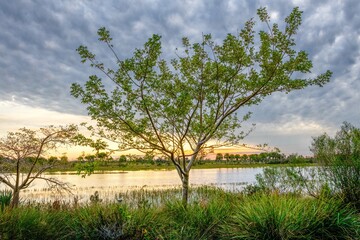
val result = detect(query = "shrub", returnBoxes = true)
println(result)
[311,122,360,210]
[250,167,306,195]
[221,194,360,239]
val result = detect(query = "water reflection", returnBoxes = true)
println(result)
[2,168,263,203]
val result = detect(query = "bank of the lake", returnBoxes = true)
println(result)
[49,161,316,172]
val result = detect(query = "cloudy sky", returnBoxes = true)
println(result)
[0,0,359,157]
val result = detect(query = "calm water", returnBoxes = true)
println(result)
[4,168,263,203]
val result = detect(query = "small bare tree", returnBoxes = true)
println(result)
[0,125,78,207]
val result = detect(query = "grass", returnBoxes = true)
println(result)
[0,187,358,240]
[221,193,360,239]
[0,190,12,211]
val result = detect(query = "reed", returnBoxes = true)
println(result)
[0,190,12,211]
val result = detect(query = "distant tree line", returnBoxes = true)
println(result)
[74,150,313,169]
[215,152,313,164]
[0,150,313,172]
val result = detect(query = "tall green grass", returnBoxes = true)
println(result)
[69,204,159,239]
[157,191,235,239]
[0,187,359,239]
[221,193,360,240]
[0,207,73,240]
[0,190,12,211]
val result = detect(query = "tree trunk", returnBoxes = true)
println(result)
[182,172,189,206]
[10,189,20,208]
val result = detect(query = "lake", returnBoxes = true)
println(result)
[6,168,264,203]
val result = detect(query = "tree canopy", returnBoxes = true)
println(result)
[71,7,331,204]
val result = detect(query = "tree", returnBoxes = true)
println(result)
[241,154,249,163]
[71,7,331,204]
[311,122,360,210]
[257,151,285,164]
[118,155,127,163]
[73,135,113,173]
[249,154,260,163]
[197,148,207,161]
[216,153,223,161]
[224,153,231,162]
[143,151,155,162]
[286,153,309,164]
[0,125,78,207]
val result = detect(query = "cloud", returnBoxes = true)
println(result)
[244,114,335,155]
[0,101,89,133]
[0,0,359,155]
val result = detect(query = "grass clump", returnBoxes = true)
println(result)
[0,190,12,211]
[70,204,157,239]
[158,190,235,239]
[0,206,72,240]
[221,193,360,240]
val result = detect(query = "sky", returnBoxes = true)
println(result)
[0,0,359,158]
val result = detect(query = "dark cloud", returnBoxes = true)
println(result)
[0,0,359,154]
[244,0,360,132]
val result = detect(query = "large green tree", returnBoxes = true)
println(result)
[71,7,331,204]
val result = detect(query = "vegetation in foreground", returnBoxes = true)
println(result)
[0,187,359,240]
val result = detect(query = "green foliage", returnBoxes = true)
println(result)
[311,122,360,210]
[74,136,114,175]
[73,135,114,175]
[0,187,358,239]
[0,206,73,240]
[244,123,360,215]
[118,155,127,163]
[215,153,223,161]
[59,154,69,164]
[0,190,12,211]
[253,167,306,195]
[47,156,59,164]
[75,157,98,178]
[286,153,313,164]
[72,7,331,203]
[221,194,360,240]
[159,198,229,239]
[252,151,286,164]
[70,205,131,239]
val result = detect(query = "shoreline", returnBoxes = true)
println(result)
[46,162,316,174]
